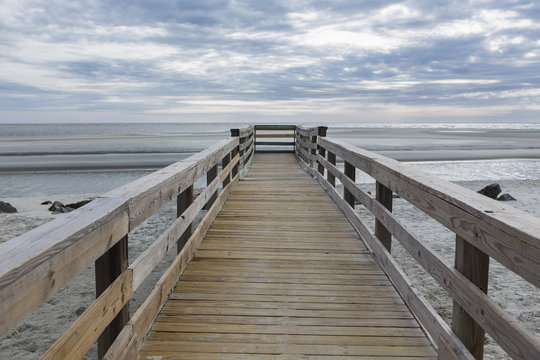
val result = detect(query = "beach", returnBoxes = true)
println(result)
[1,123,539,359]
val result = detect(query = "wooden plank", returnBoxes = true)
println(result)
[159,305,413,319]
[255,141,295,146]
[255,133,295,138]
[140,353,434,360]
[145,331,432,346]
[0,197,128,338]
[42,270,133,360]
[169,293,405,305]
[141,340,436,357]
[163,299,406,311]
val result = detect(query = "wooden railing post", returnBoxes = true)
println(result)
[317,127,327,175]
[222,152,231,187]
[344,161,355,207]
[205,164,218,210]
[95,236,129,359]
[230,129,240,176]
[375,181,393,252]
[452,237,489,360]
[177,185,194,253]
[327,151,336,186]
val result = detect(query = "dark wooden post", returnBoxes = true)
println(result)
[327,151,336,187]
[344,161,355,207]
[317,127,327,175]
[177,185,193,253]
[230,129,240,177]
[375,181,393,252]
[95,236,129,359]
[310,134,317,168]
[452,237,489,360]
[205,164,218,210]
[222,152,231,187]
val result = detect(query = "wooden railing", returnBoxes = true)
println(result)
[298,134,540,360]
[295,125,327,168]
[231,125,254,177]
[254,124,296,153]
[0,134,248,359]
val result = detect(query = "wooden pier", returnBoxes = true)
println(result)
[0,125,539,359]
[140,153,436,359]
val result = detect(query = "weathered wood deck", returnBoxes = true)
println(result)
[140,153,436,359]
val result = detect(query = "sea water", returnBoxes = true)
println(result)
[1,122,540,197]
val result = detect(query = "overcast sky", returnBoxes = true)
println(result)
[1,0,539,124]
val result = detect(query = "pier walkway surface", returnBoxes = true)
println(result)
[140,153,436,359]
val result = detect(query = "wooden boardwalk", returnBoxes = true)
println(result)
[140,153,436,359]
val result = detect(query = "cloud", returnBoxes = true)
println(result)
[0,0,539,123]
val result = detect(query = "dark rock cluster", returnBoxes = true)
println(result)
[42,199,92,214]
[0,201,18,213]
[477,183,516,201]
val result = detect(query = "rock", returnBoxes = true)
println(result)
[477,183,501,199]
[497,193,516,201]
[41,200,52,205]
[48,201,65,212]
[0,201,18,213]
[65,200,92,209]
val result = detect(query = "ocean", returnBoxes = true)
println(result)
[1,122,540,197]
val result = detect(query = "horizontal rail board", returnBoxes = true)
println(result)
[255,134,295,138]
[254,125,296,130]
[255,141,295,146]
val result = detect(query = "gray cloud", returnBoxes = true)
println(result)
[1,0,539,123]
